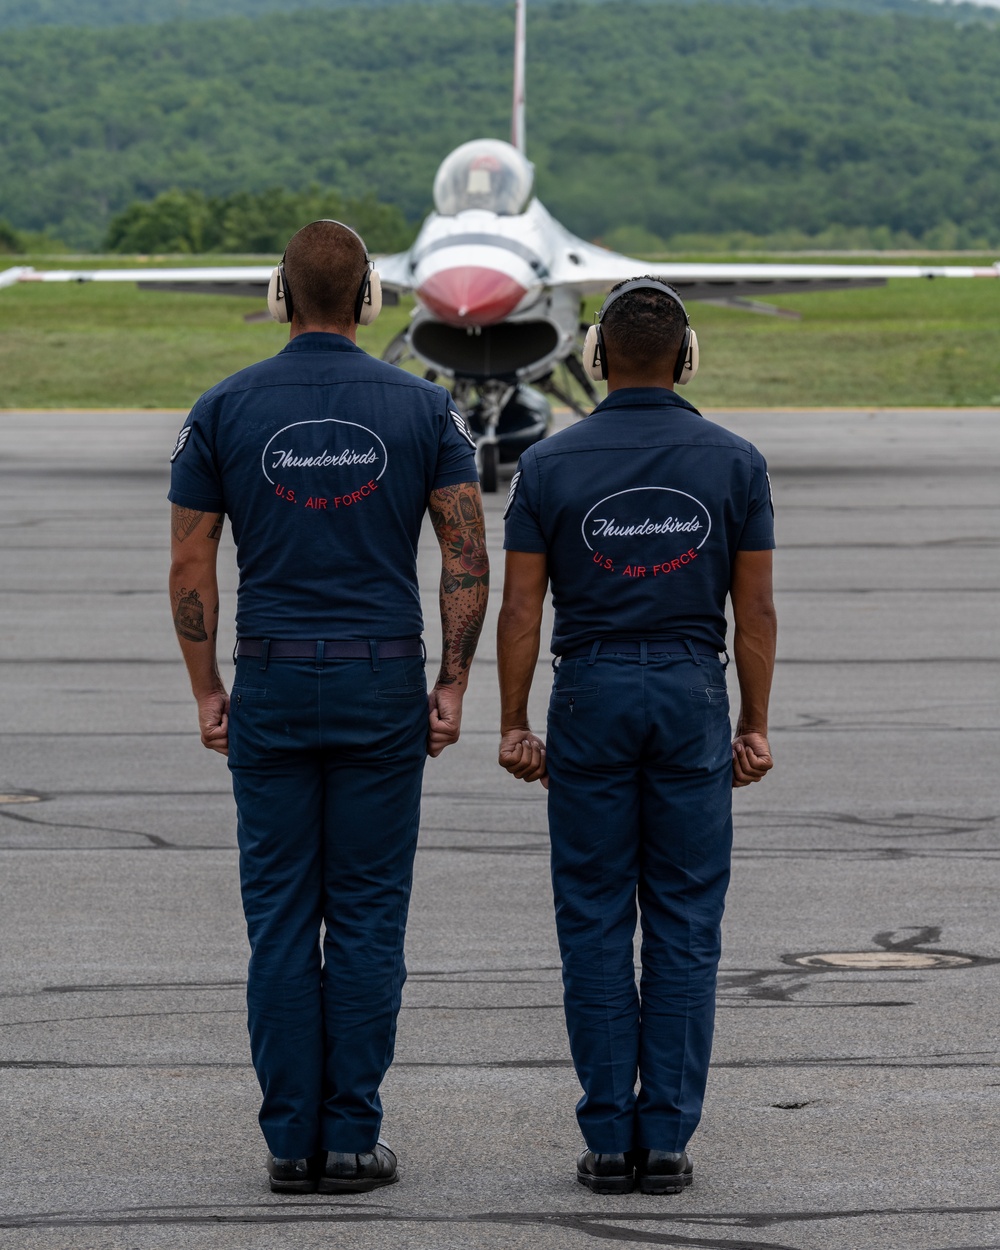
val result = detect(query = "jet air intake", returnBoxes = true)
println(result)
[411,318,560,380]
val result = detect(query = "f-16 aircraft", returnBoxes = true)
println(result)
[3,0,997,489]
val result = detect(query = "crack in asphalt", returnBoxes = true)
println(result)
[2,1200,1000,1247]
[3,1052,998,1073]
[0,807,173,846]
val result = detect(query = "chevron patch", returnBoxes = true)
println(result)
[449,409,476,449]
[170,426,192,462]
[503,469,522,519]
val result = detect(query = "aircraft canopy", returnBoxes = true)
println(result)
[433,139,534,216]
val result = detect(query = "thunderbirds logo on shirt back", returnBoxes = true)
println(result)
[581,486,712,578]
[261,419,387,512]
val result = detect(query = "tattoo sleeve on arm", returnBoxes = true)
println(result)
[428,481,489,688]
[207,513,224,541]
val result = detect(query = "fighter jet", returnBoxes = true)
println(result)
[3,0,997,489]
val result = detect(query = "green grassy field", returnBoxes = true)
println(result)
[1,255,997,408]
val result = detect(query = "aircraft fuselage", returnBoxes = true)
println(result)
[405,199,583,384]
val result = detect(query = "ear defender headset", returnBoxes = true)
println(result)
[267,220,382,326]
[582,277,699,385]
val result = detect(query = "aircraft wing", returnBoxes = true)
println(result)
[547,239,1000,300]
[0,266,34,289]
[6,256,417,297]
[7,265,274,297]
[372,250,414,292]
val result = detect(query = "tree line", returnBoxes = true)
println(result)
[102,186,413,254]
[3,0,995,28]
[2,1,999,250]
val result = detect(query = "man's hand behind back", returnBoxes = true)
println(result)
[498,728,549,789]
[732,731,772,787]
[428,684,463,757]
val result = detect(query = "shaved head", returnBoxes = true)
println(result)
[601,278,688,375]
[283,220,368,329]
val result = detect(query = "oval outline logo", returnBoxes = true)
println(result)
[261,419,388,485]
[581,486,712,553]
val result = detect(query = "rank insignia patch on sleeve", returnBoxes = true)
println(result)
[170,426,192,462]
[449,409,477,449]
[503,470,521,519]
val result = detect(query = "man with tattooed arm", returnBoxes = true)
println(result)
[168,220,487,1194]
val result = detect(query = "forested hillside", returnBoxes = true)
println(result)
[3,0,997,28]
[2,1,999,249]
[0,0,445,28]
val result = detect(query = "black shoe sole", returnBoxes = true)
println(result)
[636,1171,693,1195]
[577,1171,635,1195]
[268,1177,319,1194]
[317,1172,399,1195]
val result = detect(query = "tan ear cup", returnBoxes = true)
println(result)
[677,327,699,385]
[358,267,382,326]
[267,266,290,324]
[582,323,604,381]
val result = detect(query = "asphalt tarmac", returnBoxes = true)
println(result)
[0,406,997,1250]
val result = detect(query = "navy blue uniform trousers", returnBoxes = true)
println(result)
[227,651,427,1159]
[546,651,733,1154]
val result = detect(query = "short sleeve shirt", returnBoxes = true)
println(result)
[503,388,774,654]
[169,333,478,639]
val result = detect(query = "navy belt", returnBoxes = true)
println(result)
[236,638,423,660]
[559,640,722,661]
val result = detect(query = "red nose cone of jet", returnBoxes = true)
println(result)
[417,266,527,326]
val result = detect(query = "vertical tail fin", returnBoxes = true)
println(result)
[511,0,526,153]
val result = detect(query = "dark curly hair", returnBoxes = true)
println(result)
[600,277,688,374]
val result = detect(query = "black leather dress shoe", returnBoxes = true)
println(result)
[634,1148,693,1195]
[576,1148,635,1195]
[266,1151,324,1194]
[318,1140,399,1194]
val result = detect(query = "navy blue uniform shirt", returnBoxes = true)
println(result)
[503,388,774,654]
[169,333,478,639]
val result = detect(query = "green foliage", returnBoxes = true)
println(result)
[0,0,516,28]
[104,186,414,253]
[2,0,996,28]
[1,2,1000,248]
[0,219,21,252]
[0,217,67,253]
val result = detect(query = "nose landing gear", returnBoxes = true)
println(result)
[464,380,513,494]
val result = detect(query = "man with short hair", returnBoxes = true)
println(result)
[498,278,775,1194]
[169,219,487,1194]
